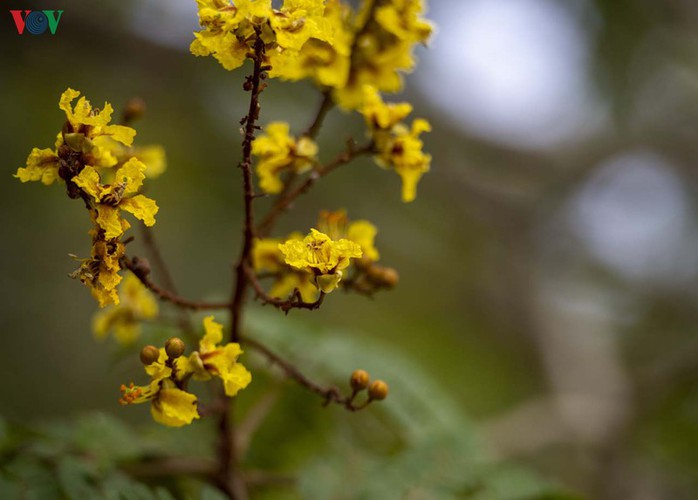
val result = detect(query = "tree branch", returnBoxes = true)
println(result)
[243,336,370,412]
[303,91,334,139]
[123,256,230,311]
[219,29,268,500]
[244,264,325,313]
[257,141,374,237]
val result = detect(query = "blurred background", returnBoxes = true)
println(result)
[2,0,698,498]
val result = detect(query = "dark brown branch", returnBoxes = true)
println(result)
[257,141,374,237]
[230,30,267,344]
[303,91,334,139]
[243,336,370,412]
[244,264,325,313]
[219,29,268,500]
[123,256,230,310]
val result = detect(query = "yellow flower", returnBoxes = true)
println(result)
[150,383,200,427]
[190,0,274,71]
[374,0,433,44]
[73,158,159,239]
[269,0,352,87]
[188,317,252,397]
[59,88,136,147]
[191,0,335,74]
[133,145,167,179]
[119,348,199,428]
[269,272,318,302]
[317,209,380,262]
[71,235,126,308]
[360,85,412,131]
[15,89,139,187]
[92,273,159,345]
[252,235,319,302]
[104,141,168,179]
[270,0,325,51]
[252,122,318,194]
[278,228,362,293]
[333,0,433,109]
[374,118,431,202]
[358,87,431,203]
[15,148,60,185]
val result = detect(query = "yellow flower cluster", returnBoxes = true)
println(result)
[120,317,251,427]
[252,122,318,194]
[191,1,433,203]
[334,0,433,108]
[253,233,319,302]
[16,89,166,307]
[253,210,377,296]
[92,273,159,345]
[190,0,432,105]
[269,0,353,88]
[191,0,330,71]
[361,86,430,202]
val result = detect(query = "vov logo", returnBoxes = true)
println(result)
[10,10,63,35]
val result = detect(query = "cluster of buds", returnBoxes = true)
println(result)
[347,255,399,295]
[347,369,389,409]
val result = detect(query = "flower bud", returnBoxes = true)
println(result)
[165,337,186,359]
[139,345,160,365]
[315,272,342,293]
[355,255,373,270]
[380,267,399,288]
[123,97,146,124]
[350,369,370,391]
[368,380,389,401]
[63,132,86,152]
[366,265,399,289]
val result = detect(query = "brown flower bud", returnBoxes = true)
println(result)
[368,380,389,401]
[165,337,186,359]
[355,255,373,270]
[122,97,146,124]
[139,345,160,365]
[380,267,399,288]
[350,369,370,391]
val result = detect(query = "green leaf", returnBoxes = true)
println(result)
[247,311,573,499]
[2,456,61,499]
[57,456,100,498]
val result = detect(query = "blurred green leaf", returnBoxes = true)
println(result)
[247,311,571,499]
[57,456,100,498]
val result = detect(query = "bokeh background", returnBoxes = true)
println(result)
[2,0,698,498]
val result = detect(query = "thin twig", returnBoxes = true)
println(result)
[257,141,374,237]
[243,336,370,412]
[244,264,325,313]
[123,256,230,311]
[303,91,334,139]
